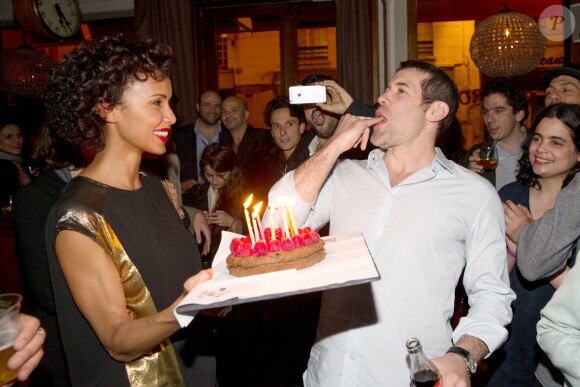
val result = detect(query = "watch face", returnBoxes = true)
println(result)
[35,0,81,38]
[467,356,478,374]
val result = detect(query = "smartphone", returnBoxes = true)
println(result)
[289,85,327,104]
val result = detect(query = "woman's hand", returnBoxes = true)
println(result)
[193,212,211,255]
[503,200,533,243]
[183,269,214,293]
[505,236,517,272]
[206,210,235,228]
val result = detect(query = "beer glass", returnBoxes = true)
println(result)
[0,194,12,214]
[0,294,22,386]
[478,146,498,171]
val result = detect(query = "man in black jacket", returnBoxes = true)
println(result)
[172,91,231,190]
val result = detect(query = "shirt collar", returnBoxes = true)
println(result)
[193,119,222,133]
[433,147,454,173]
[495,125,528,155]
[367,147,454,174]
[193,120,222,140]
[308,136,320,156]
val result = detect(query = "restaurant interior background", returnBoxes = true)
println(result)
[1,0,579,322]
[0,0,578,154]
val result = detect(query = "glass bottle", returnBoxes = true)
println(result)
[406,337,442,387]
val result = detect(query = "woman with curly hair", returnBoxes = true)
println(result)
[182,143,244,266]
[486,103,580,386]
[43,35,222,386]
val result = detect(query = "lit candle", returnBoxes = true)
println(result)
[252,211,260,242]
[285,202,294,237]
[277,197,290,238]
[243,194,256,246]
[286,197,299,236]
[253,202,265,241]
[268,204,277,241]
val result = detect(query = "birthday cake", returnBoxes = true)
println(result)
[226,227,326,277]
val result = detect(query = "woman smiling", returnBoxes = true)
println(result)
[487,103,580,386]
[43,36,222,386]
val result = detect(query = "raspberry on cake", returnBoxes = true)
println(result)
[226,227,326,277]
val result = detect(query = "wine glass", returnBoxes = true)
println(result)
[478,146,498,171]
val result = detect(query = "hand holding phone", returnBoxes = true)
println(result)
[289,85,327,104]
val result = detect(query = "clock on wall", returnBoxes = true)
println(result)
[13,0,82,40]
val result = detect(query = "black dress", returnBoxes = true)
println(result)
[46,174,212,387]
[485,181,562,386]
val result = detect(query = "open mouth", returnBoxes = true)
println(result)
[374,110,387,126]
[153,129,170,143]
[312,110,326,126]
[534,156,553,165]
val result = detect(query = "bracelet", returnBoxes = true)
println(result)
[228,218,236,228]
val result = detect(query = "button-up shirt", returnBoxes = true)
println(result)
[495,132,526,191]
[193,121,223,183]
[268,148,515,386]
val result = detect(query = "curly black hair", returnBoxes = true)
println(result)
[263,95,305,128]
[42,35,175,152]
[517,103,580,190]
[482,77,529,123]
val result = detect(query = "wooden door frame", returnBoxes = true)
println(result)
[190,1,336,99]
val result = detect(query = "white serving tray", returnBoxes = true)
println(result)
[175,230,380,318]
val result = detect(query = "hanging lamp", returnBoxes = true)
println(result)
[0,44,54,98]
[469,4,546,77]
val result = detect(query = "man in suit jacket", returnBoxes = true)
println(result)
[172,91,232,190]
[220,95,273,203]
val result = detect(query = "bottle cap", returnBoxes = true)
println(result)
[406,337,422,354]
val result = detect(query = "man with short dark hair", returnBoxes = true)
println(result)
[461,78,528,190]
[263,95,313,176]
[173,91,231,190]
[269,60,514,386]
[300,74,370,159]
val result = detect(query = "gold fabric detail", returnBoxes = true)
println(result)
[93,218,184,387]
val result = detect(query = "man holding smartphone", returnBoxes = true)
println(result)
[299,74,371,159]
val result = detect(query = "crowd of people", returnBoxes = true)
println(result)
[1,34,579,387]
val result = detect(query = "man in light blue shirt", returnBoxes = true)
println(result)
[173,91,230,190]
[268,60,514,386]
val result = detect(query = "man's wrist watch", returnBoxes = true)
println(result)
[446,346,477,374]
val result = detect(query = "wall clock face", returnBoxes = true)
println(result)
[34,0,81,38]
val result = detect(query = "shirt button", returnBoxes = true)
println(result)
[350,355,355,360]
[376,228,383,235]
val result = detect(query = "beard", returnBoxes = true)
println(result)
[199,113,219,126]
[308,109,340,139]
[310,118,339,139]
